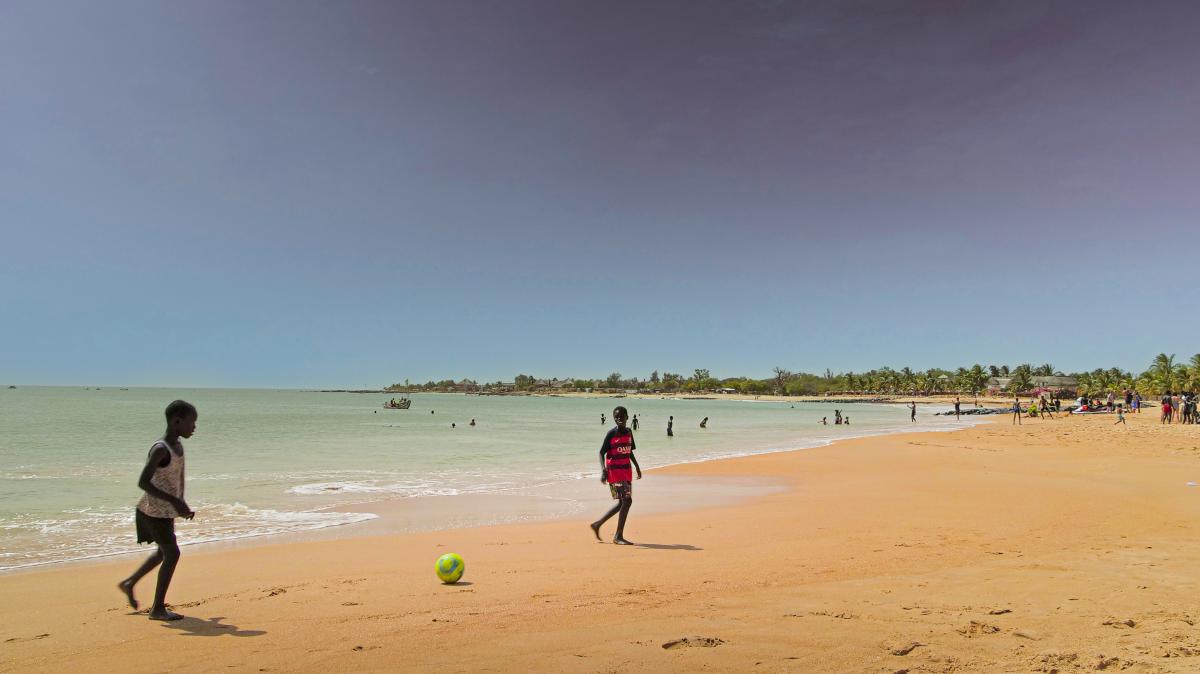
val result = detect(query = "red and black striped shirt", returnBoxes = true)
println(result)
[601,427,636,482]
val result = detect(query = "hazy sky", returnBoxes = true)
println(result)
[2,1,1198,387]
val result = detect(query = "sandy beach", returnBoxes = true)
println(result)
[3,409,1200,673]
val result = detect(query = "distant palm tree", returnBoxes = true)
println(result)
[1034,363,1054,377]
[1007,368,1034,394]
[1188,354,1200,391]
[967,364,987,394]
[1076,372,1093,396]
[1149,353,1177,392]
[953,367,968,392]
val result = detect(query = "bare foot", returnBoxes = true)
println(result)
[117,580,138,610]
[148,609,184,621]
[613,537,634,546]
[589,522,602,541]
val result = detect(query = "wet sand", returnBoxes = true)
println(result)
[3,410,1200,672]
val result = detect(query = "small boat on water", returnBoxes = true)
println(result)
[384,397,411,409]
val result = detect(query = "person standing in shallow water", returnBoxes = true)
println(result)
[590,406,641,545]
[117,400,197,621]
[910,401,917,422]
[667,415,673,436]
[631,414,639,431]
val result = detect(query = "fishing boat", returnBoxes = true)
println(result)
[384,397,411,409]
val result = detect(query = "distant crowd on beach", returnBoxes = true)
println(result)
[1000,388,1198,426]
[1156,391,1197,424]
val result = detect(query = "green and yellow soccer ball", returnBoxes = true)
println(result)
[436,553,465,584]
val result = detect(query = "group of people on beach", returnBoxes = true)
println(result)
[1003,388,1199,427]
[1008,393,1070,424]
[1160,391,1198,424]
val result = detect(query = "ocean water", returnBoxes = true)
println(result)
[0,386,973,571]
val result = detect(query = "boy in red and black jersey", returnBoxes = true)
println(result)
[590,406,641,545]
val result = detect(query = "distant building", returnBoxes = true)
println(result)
[986,376,1078,395]
[985,377,1012,395]
[1030,376,1078,393]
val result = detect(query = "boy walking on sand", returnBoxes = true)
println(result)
[1012,396,1022,425]
[117,400,197,621]
[1115,406,1126,426]
[590,406,642,545]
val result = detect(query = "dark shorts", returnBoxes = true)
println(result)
[135,509,177,546]
[608,481,632,500]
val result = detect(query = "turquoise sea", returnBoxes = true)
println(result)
[0,386,974,571]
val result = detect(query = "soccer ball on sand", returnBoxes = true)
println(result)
[436,553,465,584]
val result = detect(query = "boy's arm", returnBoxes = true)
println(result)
[599,430,612,483]
[137,446,193,518]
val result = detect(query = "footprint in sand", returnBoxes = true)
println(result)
[1035,651,1078,671]
[662,637,724,649]
[957,621,1001,637]
[890,642,923,656]
[1095,655,1131,670]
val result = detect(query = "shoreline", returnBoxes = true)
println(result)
[7,411,1198,672]
[0,408,983,576]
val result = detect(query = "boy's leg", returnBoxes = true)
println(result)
[590,503,621,540]
[613,497,633,545]
[118,549,164,610]
[149,541,183,620]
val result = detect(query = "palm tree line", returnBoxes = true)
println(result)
[392,353,1200,396]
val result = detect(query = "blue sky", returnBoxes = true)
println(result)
[2,1,1198,388]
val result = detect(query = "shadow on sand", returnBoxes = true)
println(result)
[160,616,266,637]
[634,543,702,551]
